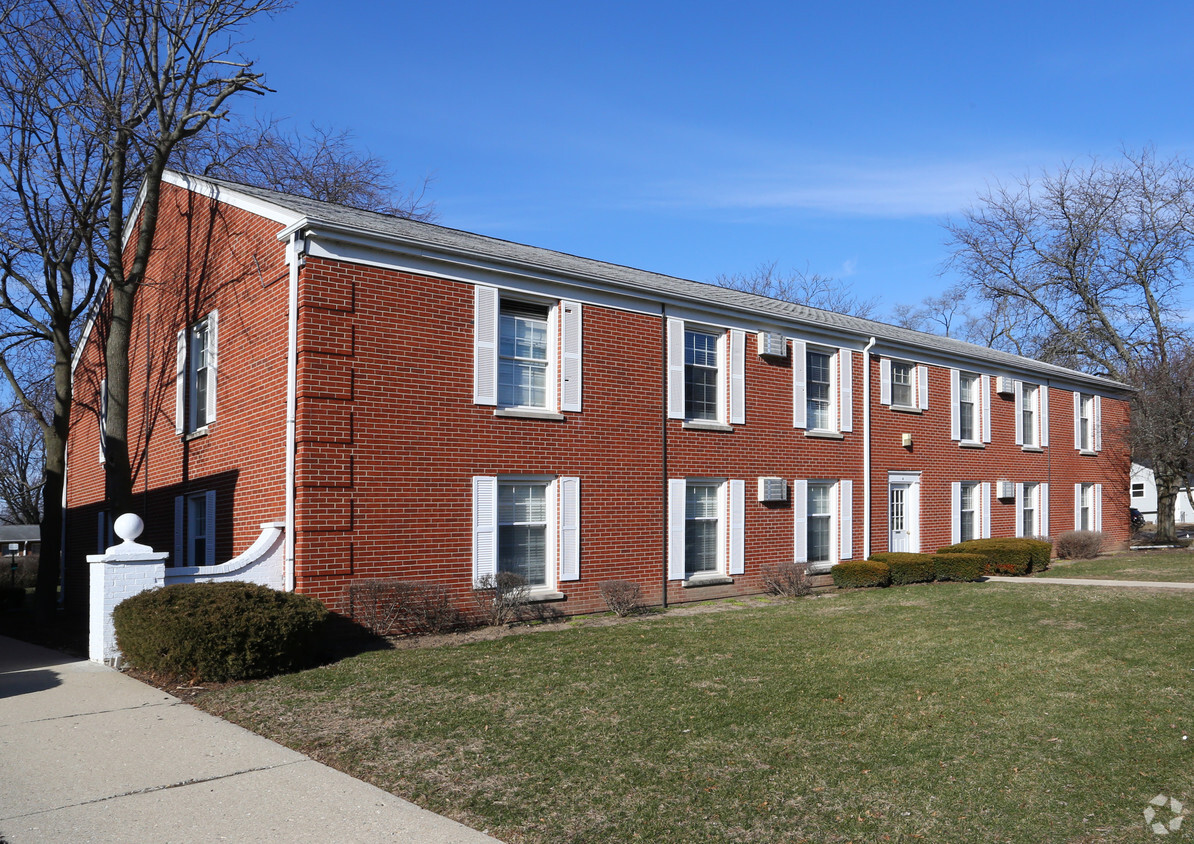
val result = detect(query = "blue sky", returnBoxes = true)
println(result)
[242,1,1194,314]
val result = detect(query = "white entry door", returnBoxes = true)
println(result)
[889,482,913,552]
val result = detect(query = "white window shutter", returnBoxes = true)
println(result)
[1074,483,1082,529]
[1094,395,1102,452]
[1014,381,1023,445]
[791,339,807,428]
[728,479,745,575]
[949,369,961,441]
[668,479,687,579]
[206,310,218,424]
[729,330,746,425]
[1094,483,1103,531]
[175,330,187,434]
[559,477,580,581]
[174,496,184,564]
[473,286,499,406]
[981,375,992,443]
[980,482,991,538]
[879,358,892,406]
[1015,483,1024,537]
[1040,483,1049,537]
[1073,392,1081,450]
[839,479,853,560]
[560,302,582,412]
[205,490,217,566]
[472,476,498,585]
[99,378,108,464]
[666,318,685,419]
[950,481,961,544]
[839,349,853,432]
[1040,386,1049,446]
[918,365,929,411]
[793,479,808,563]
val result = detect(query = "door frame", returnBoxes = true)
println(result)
[887,472,921,553]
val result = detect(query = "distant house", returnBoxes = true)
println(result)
[63,171,1133,620]
[0,524,40,557]
[1130,463,1194,524]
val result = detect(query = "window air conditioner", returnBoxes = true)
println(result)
[757,331,787,358]
[998,481,1015,499]
[758,477,788,502]
[995,376,1015,396]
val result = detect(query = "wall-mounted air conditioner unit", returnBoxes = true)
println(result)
[995,376,1015,396]
[757,331,787,358]
[758,477,788,502]
[998,480,1015,499]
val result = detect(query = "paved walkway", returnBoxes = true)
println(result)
[0,636,504,843]
[984,575,1194,590]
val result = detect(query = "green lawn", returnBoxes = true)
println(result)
[198,585,1194,843]
[1040,548,1194,582]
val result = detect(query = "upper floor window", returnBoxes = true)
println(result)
[958,375,976,441]
[685,329,720,422]
[880,358,927,411]
[1074,392,1101,453]
[1015,381,1049,448]
[807,350,833,431]
[499,302,550,409]
[474,286,582,414]
[175,311,218,436]
[666,319,745,427]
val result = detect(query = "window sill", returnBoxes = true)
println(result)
[682,574,734,588]
[805,561,836,574]
[524,589,566,602]
[682,420,734,433]
[1021,446,1044,453]
[1078,449,1098,456]
[959,441,985,449]
[805,429,844,440]
[183,426,210,442]
[890,405,923,414]
[494,408,566,421]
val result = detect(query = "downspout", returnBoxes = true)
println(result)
[862,336,877,559]
[284,232,303,591]
[660,303,669,608]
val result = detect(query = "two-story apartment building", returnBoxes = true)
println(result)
[63,171,1131,618]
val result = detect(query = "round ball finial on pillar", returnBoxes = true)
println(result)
[114,513,144,544]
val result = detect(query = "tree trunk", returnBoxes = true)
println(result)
[104,283,136,518]
[1154,472,1181,544]
[33,328,74,625]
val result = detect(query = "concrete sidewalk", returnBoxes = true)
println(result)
[0,636,503,843]
[983,575,1194,589]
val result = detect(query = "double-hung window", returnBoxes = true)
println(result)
[666,319,745,426]
[173,490,216,566]
[474,286,582,414]
[959,483,977,542]
[1073,392,1101,453]
[880,358,927,411]
[1015,381,1049,448]
[685,330,720,422]
[1074,482,1103,531]
[499,303,550,409]
[1016,482,1049,538]
[950,481,991,543]
[792,342,852,434]
[793,478,853,567]
[950,371,989,445]
[667,478,745,580]
[175,312,218,436]
[473,475,581,592]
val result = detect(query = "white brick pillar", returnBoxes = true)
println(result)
[88,513,169,666]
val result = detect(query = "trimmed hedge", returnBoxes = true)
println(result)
[933,553,986,582]
[869,552,936,585]
[114,581,328,682]
[831,560,891,589]
[936,538,1051,576]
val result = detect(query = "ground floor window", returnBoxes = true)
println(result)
[498,482,548,587]
[685,482,722,576]
[807,483,833,563]
[960,482,977,542]
[1017,482,1048,538]
[174,490,216,566]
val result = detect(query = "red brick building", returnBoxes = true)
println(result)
[64,172,1132,617]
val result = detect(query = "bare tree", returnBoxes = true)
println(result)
[946,148,1194,541]
[1129,349,1194,541]
[180,118,437,220]
[0,393,47,525]
[715,261,880,319]
[0,0,285,619]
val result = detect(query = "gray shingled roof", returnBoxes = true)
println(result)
[0,524,39,543]
[195,173,1129,393]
